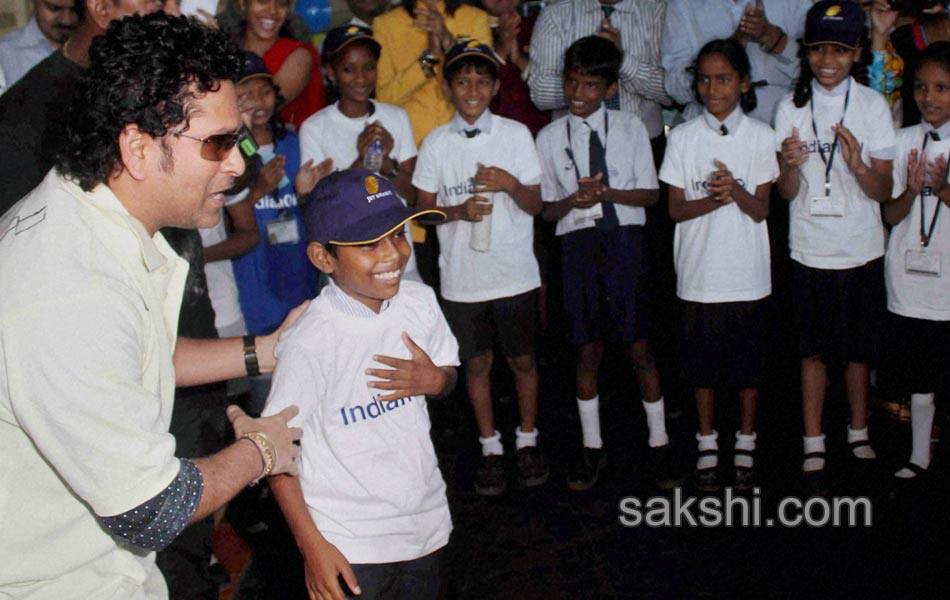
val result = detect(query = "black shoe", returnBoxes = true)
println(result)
[649,444,683,489]
[567,447,606,491]
[734,447,756,491]
[803,468,828,497]
[474,454,507,496]
[694,467,720,493]
[516,446,549,488]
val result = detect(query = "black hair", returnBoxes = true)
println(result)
[915,40,950,81]
[694,38,757,114]
[444,54,498,82]
[402,0,462,17]
[563,36,621,87]
[57,13,243,190]
[792,40,864,108]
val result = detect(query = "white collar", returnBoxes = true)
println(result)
[451,110,493,137]
[922,119,950,141]
[324,276,391,317]
[812,77,851,98]
[702,106,743,136]
[568,104,607,134]
[332,100,376,123]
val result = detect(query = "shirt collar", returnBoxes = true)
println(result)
[349,15,371,28]
[702,106,743,136]
[568,104,606,134]
[585,0,629,14]
[922,120,950,141]
[451,110,493,137]
[812,77,852,99]
[323,276,391,317]
[77,178,169,272]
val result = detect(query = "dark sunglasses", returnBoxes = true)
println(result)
[171,128,252,161]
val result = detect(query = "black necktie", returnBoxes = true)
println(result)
[601,5,620,110]
[930,130,940,142]
[720,124,729,136]
[586,122,618,231]
[464,128,481,138]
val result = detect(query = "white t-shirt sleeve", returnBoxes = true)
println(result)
[630,117,659,189]
[867,93,898,160]
[892,129,911,198]
[511,124,543,186]
[411,132,441,194]
[754,125,781,186]
[264,338,324,426]
[421,288,460,367]
[4,285,180,517]
[393,108,418,164]
[658,130,685,189]
[299,115,328,166]
[537,126,562,203]
[773,99,794,153]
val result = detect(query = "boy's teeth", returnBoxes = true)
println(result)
[374,270,400,280]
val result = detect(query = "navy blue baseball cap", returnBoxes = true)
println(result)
[322,25,381,64]
[804,1,865,49]
[304,168,445,246]
[444,39,503,70]
[239,51,272,85]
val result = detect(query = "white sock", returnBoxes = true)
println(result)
[803,434,826,472]
[515,427,539,450]
[696,431,718,470]
[734,431,756,469]
[479,430,504,456]
[643,398,669,448]
[896,393,936,478]
[847,426,876,459]
[578,396,603,449]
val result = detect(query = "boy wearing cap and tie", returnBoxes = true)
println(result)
[264,168,458,599]
[413,39,547,497]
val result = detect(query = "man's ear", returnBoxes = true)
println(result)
[89,0,115,31]
[606,81,620,100]
[307,242,336,274]
[117,124,153,182]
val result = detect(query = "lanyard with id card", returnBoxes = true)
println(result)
[808,88,850,217]
[265,208,301,246]
[906,131,943,277]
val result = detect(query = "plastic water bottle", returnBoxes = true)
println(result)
[469,194,494,252]
[363,139,384,173]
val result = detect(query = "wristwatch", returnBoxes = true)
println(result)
[419,50,439,79]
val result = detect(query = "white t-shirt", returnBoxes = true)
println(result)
[199,190,248,333]
[0,172,185,599]
[886,123,950,321]
[537,105,659,236]
[263,279,459,564]
[660,110,778,302]
[773,78,896,269]
[412,112,543,302]
[299,100,420,279]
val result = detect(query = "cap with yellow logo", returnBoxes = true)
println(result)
[804,1,865,49]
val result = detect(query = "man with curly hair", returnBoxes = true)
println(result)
[0,13,305,599]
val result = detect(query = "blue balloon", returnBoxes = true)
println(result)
[295,0,332,34]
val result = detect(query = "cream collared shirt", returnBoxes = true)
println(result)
[0,171,188,599]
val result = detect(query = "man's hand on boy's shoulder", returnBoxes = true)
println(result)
[366,332,455,401]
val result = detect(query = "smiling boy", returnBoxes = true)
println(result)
[264,168,459,599]
[414,40,548,496]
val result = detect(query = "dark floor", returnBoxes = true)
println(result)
[227,210,950,599]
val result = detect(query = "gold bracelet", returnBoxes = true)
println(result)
[242,431,277,485]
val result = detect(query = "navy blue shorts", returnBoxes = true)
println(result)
[441,289,537,361]
[681,299,767,389]
[884,312,950,395]
[345,549,441,599]
[561,225,648,345]
[792,258,885,367]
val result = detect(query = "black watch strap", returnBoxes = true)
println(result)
[243,335,261,377]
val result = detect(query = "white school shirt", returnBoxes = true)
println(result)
[299,100,420,279]
[412,111,543,302]
[886,122,950,321]
[262,279,459,564]
[773,78,896,269]
[537,105,658,236]
[660,108,778,302]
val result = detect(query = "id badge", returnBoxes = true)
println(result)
[809,196,845,217]
[905,249,942,276]
[265,216,300,245]
[573,203,603,225]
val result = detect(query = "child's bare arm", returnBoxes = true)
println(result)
[541,175,604,221]
[366,332,457,401]
[600,187,659,208]
[667,185,725,223]
[709,159,770,223]
[473,163,542,216]
[269,474,361,600]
